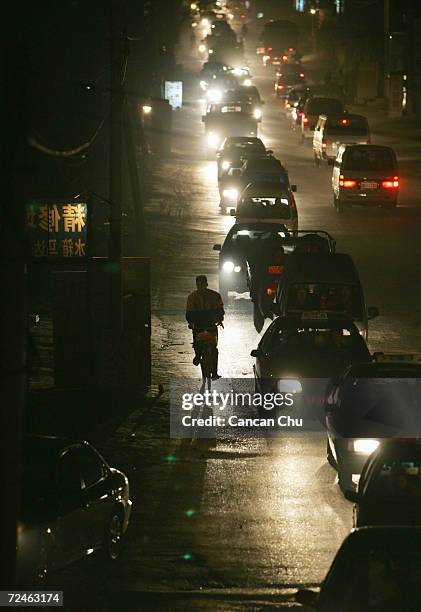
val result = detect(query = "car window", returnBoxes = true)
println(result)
[237,197,292,219]
[306,99,343,115]
[368,459,421,500]
[344,147,395,171]
[287,283,363,318]
[77,445,106,488]
[57,449,82,495]
[321,548,421,610]
[269,326,361,356]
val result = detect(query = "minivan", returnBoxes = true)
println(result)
[274,252,379,339]
[313,114,370,165]
[332,144,399,211]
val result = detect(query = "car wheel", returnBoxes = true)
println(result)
[253,303,264,333]
[104,512,123,561]
[327,440,336,468]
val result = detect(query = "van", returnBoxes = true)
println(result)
[300,97,344,141]
[332,144,399,212]
[313,114,370,165]
[275,252,379,339]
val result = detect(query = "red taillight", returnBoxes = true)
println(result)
[282,54,288,61]
[267,265,283,275]
[340,118,348,125]
[299,72,305,78]
[382,178,399,188]
[303,115,308,124]
[297,110,303,117]
[268,47,273,51]
[289,47,294,51]
[322,139,327,149]
[339,179,357,188]
[277,84,284,90]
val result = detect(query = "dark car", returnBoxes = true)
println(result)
[296,527,421,610]
[234,182,298,231]
[275,252,379,339]
[346,440,421,527]
[223,86,264,121]
[275,73,306,98]
[203,110,258,158]
[216,136,267,180]
[240,155,290,187]
[251,313,371,401]
[325,360,421,492]
[17,435,132,585]
[213,222,289,301]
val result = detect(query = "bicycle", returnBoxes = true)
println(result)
[195,328,219,391]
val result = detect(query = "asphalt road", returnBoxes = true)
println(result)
[52,23,421,612]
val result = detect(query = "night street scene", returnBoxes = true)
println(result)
[4,0,421,610]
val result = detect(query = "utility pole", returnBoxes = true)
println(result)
[0,28,30,587]
[109,0,126,328]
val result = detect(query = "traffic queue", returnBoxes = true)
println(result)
[191,1,420,608]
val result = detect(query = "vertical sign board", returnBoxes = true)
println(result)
[164,81,183,109]
[389,73,403,117]
[26,200,88,258]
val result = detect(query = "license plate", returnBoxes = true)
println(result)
[360,181,378,189]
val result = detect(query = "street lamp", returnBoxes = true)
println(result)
[310,8,317,15]
[142,104,152,115]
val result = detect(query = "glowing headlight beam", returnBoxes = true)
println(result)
[222,260,235,273]
[353,439,380,454]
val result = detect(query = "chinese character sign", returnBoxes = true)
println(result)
[164,81,183,109]
[26,200,88,258]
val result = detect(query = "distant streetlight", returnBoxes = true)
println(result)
[142,105,152,115]
[310,8,317,15]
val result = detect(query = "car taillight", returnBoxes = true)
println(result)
[277,84,284,90]
[268,47,273,51]
[286,102,291,108]
[289,47,294,52]
[299,72,305,78]
[282,55,288,61]
[297,110,303,117]
[303,115,308,124]
[267,265,283,275]
[339,178,357,188]
[382,177,399,188]
[322,139,327,149]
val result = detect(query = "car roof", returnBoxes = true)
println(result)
[284,252,359,284]
[340,526,421,553]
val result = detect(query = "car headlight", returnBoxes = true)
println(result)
[198,44,206,53]
[234,265,241,272]
[353,439,380,454]
[253,108,262,120]
[207,88,222,102]
[277,379,302,393]
[221,160,231,170]
[200,80,207,90]
[201,18,209,26]
[222,188,239,201]
[207,132,220,148]
[243,78,252,87]
[222,260,235,273]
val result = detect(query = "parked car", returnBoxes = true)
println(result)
[332,144,399,211]
[296,527,421,610]
[17,435,132,586]
[313,113,370,165]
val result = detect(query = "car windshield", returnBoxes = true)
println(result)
[326,117,368,135]
[270,325,365,362]
[323,549,421,611]
[287,283,363,318]
[227,143,265,156]
[228,227,288,245]
[344,147,395,171]
[247,159,283,171]
[307,99,343,115]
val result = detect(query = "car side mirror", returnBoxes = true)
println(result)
[250,349,261,358]
[213,244,221,251]
[327,158,334,166]
[230,209,236,216]
[295,589,318,607]
[291,184,297,192]
[367,306,379,320]
[344,489,359,503]
[266,149,273,155]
